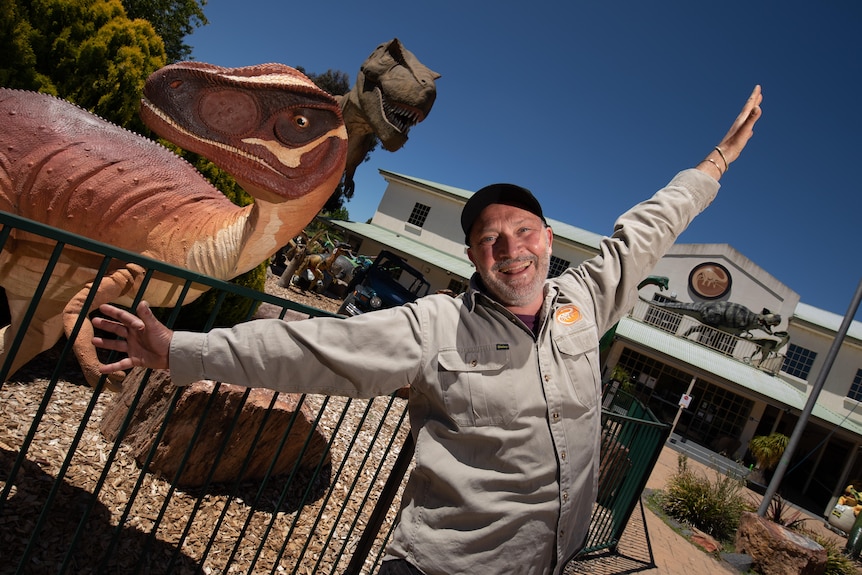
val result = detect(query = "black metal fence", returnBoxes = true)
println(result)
[0,210,669,574]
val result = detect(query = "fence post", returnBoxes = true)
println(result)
[345,432,415,575]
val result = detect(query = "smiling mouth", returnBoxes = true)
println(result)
[495,258,534,275]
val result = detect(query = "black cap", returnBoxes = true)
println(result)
[461,183,546,244]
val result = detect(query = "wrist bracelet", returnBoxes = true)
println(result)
[714,146,729,171]
[705,158,724,177]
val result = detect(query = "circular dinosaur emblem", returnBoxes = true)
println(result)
[555,305,582,325]
[689,262,731,299]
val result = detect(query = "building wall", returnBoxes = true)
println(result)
[372,179,466,255]
[645,244,799,332]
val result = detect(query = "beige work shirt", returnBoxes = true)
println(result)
[170,169,719,575]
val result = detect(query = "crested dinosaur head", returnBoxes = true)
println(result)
[140,61,347,204]
[353,38,440,152]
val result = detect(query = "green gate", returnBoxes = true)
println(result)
[578,388,670,556]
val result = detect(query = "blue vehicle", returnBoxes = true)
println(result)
[338,250,430,316]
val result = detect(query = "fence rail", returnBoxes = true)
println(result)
[0,210,665,574]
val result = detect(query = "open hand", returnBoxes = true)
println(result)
[92,301,173,373]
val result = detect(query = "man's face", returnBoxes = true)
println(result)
[466,203,553,312]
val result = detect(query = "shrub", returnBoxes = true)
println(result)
[748,432,789,472]
[659,455,750,542]
[797,528,861,575]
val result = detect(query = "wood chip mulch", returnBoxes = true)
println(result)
[0,275,411,575]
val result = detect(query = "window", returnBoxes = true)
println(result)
[782,343,817,380]
[848,369,862,402]
[407,202,430,228]
[446,278,468,294]
[548,255,570,278]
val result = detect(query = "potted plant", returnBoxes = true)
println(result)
[747,432,789,486]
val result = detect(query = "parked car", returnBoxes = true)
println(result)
[338,250,430,316]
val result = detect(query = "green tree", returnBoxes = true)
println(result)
[121,0,207,63]
[1,0,166,130]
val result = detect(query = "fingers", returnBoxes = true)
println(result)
[98,302,145,330]
[716,85,763,164]
[91,334,128,353]
[98,357,135,374]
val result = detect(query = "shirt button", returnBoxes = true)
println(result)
[561,450,567,460]
[552,412,560,422]
[562,491,569,502]
[470,360,477,367]
[544,374,551,382]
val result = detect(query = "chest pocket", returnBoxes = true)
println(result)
[553,327,600,408]
[437,346,518,427]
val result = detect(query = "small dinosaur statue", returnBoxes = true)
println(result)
[747,331,790,366]
[0,61,348,389]
[599,275,670,355]
[641,298,781,337]
[294,242,352,292]
[336,38,439,198]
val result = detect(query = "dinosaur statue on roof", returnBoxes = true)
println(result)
[335,38,439,198]
[641,297,781,337]
[0,61,347,389]
[746,331,791,367]
[599,275,670,355]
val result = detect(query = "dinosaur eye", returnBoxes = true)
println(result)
[274,107,338,146]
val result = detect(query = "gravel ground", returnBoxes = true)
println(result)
[0,276,408,575]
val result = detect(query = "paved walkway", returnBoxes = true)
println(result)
[568,442,847,574]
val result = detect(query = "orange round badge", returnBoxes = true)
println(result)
[555,305,581,325]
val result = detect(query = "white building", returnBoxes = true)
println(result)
[332,169,862,517]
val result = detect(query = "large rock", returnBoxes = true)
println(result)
[100,368,330,487]
[735,511,827,575]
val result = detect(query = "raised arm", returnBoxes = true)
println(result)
[696,85,763,180]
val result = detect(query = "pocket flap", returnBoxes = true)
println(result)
[438,346,510,372]
[554,327,598,356]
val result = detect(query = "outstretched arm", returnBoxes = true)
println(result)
[92,301,173,372]
[696,85,763,180]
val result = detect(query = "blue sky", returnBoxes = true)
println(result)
[188,1,861,321]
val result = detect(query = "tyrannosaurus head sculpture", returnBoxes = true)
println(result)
[336,38,440,199]
[354,38,439,152]
[141,61,348,205]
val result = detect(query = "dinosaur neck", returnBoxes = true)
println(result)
[167,197,315,280]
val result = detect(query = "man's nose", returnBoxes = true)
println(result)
[493,234,517,258]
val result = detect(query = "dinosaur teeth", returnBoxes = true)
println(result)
[382,101,421,134]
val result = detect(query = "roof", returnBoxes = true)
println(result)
[615,317,862,436]
[793,302,862,342]
[380,170,604,252]
[330,220,476,279]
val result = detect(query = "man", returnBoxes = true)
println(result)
[93,86,763,575]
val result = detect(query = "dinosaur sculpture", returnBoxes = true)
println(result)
[275,228,327,287]
[641,298,781,337]
[0,62,348,389]
[335,38,439,198]
[293,242,352,293]
[599,276,670,355]
[747,331,791,367]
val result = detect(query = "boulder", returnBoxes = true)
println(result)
[691,528,720,553]
[735,512,827,575]
[100,368,330,487]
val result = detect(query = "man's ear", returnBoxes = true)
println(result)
[466,246,476,266]
[546,226,554,254]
